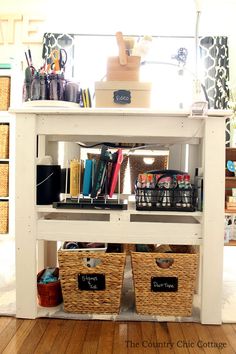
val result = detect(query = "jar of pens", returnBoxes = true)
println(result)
[135,170,196,212]
[23,49,91,106]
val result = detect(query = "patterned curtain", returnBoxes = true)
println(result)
[41,33,231,145]
[200,36,230,145]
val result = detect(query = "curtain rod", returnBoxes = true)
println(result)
[66,33,197,39]
[49,33,226,39]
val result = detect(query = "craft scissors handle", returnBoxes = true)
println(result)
[59,49,67,71]
[50,49,60,72]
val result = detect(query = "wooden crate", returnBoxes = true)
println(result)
[107,56,141,81]
[106,32,141,81]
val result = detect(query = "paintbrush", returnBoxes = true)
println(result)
[123,37,136,56]
[133,35,153,59]
[24,66,33,101]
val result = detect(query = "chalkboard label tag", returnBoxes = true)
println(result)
[78,273,105,291]
[151,277,178,292]
[113,90,131,104]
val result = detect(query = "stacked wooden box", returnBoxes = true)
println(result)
[95,32,151,108]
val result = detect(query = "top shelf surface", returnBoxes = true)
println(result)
[10,107,231,144]
[9,106,231,117]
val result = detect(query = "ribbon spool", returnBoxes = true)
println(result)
[37,165,61,204]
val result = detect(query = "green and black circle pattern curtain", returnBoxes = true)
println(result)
[200,36,230,145]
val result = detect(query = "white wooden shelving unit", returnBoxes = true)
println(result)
[10,107,229,324]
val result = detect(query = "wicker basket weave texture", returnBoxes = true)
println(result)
[131,248,198,317]
[0,124,9,159]
[0,201,8,234]
[0,77,10,111]
[0,163,9,197]
[58,251,126,314]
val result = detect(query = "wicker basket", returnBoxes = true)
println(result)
[0,124,9,159]
[58,250,126,314]
[0,200,8,234]
[0,77,11,111]
[37,268,63,307]
[131,247,198,317]
[0,163,9,197]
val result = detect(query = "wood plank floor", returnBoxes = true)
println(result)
[0,317,236,353]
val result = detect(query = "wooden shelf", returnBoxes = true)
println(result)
[12,108,229,324]
[225,148,236,200]
[225,209,236,213]
[225,240,236,246]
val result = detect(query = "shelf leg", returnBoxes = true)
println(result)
[15,114,37,319]
[200,117,225,324]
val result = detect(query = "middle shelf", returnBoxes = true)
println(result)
[37,201,202,245]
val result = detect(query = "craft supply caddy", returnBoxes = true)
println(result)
[9,106,228,324]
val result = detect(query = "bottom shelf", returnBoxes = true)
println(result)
[37,256,200,322]
[37,297,201,322]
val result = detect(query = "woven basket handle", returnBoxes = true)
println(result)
[82,257,102,268]
[156,257,174,269]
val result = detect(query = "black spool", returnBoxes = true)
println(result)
[37,165,61,205]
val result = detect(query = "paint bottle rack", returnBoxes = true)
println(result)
[135,186,196,212]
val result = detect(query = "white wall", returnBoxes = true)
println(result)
[1,0,236,84]
[1,0,235,35]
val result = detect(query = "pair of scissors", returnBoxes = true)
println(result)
[50,49,67,72]
[59,49,67,71]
